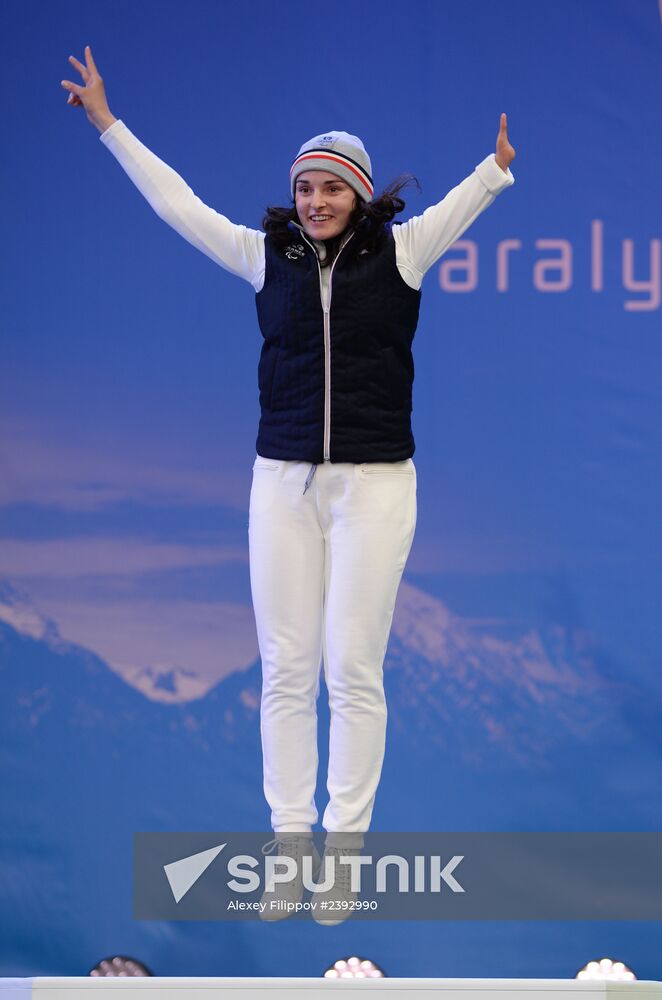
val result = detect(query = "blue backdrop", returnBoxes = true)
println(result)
[1,0,661,982]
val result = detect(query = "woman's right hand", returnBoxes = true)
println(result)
[61,45,116,133]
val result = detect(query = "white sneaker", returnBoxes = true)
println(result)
[259,834,321,922]
[311,845,360,926]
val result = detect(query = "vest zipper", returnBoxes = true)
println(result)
[296,227,356,462]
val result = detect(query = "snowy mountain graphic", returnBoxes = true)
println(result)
[1,576,660,979]
[0,576,653,769]
[115,662,210,703]
[0,580,63,645]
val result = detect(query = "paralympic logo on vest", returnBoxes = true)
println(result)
[439,221,661,311]
[284,243,306,260]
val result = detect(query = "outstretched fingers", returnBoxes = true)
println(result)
[62,47,97,106]
[84,44,99,75]
[61,78,83,97]
[68,53,90,83]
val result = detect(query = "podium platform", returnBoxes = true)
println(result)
[0,979,660,1000]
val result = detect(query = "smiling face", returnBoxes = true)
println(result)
[294,170,358,240]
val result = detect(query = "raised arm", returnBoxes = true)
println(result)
[61,46,265,289]
[394,114,516,287]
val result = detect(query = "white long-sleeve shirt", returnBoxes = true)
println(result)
[99,120,514,303]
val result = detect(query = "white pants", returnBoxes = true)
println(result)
[248,453,417,848]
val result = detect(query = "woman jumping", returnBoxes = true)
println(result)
[62,45,516,925]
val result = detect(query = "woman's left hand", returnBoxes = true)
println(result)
[495,113,516,173]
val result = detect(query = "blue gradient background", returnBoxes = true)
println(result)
[1,0,661,983]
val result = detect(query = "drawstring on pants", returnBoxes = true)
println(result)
[303,463,317,495]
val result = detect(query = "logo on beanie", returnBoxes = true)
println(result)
[284,244,306,260]
[319,135,336,144]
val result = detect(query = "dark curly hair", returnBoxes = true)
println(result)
[261,173,422,267]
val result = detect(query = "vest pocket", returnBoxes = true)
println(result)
[258,346,280,411]
[382,346,411,412]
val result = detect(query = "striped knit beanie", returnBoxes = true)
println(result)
[290,131,373,202]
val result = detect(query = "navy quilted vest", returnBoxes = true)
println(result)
[254,222,422,463]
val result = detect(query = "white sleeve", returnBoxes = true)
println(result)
[99,119,266,290]
[394,153,515,289]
